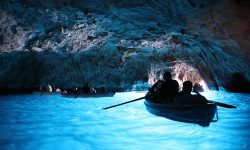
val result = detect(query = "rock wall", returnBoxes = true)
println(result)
[0,0,249,92]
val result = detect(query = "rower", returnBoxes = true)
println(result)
[82,81,90,93]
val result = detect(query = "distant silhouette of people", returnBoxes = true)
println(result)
[40,84,52,92]
[39,83,52,95]
[55,88,61,92]
[148,71,179,103]
[174,81,207,105]
[90,87,96,93]
[47,84,52,92]
[193,83,204,92]
[82,81,90,93]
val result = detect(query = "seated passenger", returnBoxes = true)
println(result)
[193,83,204,92]
[174,81,207,105]
[90,87,96,93]
[48,84,53,92]
[82,81,90,93]
[148,71,179,103]
[55,88,61,92]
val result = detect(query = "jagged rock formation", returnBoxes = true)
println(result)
[0,0,249,92]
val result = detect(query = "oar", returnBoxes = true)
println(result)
[208,100,236,108]
[74,92,78,99]
[102,96,146,110]
[193,90,236,109]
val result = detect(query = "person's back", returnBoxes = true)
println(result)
[174,81,207,105]
[148,72,179,103]
[160,79,179,98]
[159,72,179,103]
[174,94,207,105]
[82,81,90,93]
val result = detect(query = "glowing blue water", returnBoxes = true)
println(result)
[0,91,249,150]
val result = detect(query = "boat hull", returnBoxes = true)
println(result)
[33,91,61,95]
[61,92,115,98]
[144,99,217,126]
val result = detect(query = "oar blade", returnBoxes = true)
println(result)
[208,100,236,108]
[215,102,236,109]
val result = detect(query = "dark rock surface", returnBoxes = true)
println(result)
[0,0,249,92]
[224,73,250,93]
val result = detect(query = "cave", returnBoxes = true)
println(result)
[0,0,249,93]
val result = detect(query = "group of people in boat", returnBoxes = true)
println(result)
[81,81,106,94]
[39,84,61,93]
[147,71,206,105]
[39,81,106,94]
[39,72,204,103]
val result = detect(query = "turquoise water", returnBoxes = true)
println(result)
[0,91,249,150]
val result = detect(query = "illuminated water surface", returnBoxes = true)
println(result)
[0,91,249,150]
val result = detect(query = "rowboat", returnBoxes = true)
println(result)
[61,92,115,98]
[144,99,218,126]
[32,91,61,95]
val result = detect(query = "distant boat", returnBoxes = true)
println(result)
[61,92,115,98]
[144,99,218,126]
[32,91,61,95]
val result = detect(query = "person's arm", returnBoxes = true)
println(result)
[193,89,200,95]
[193,90,207,103]
[149,80,162,93]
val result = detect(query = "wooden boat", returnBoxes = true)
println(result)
[61,92,115,98]
[32,91,61,95]
[144,99,218,126]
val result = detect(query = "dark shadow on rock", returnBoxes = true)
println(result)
[224,72,250,93]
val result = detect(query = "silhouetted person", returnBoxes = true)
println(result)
[90,87,96,93]
[148,72,179,103]
[41,83,52,92]
[39,83,52,95]
[174,81,207,105]
[193,83,204,92]
[55,88,61,92]
[82,81,90,93]
[47,84,52,92]
[177,81,193,97]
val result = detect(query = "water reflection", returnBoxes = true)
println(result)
[0,91,249,150]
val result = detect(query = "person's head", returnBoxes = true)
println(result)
[163,72,172,80]
[182,81,193,94]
